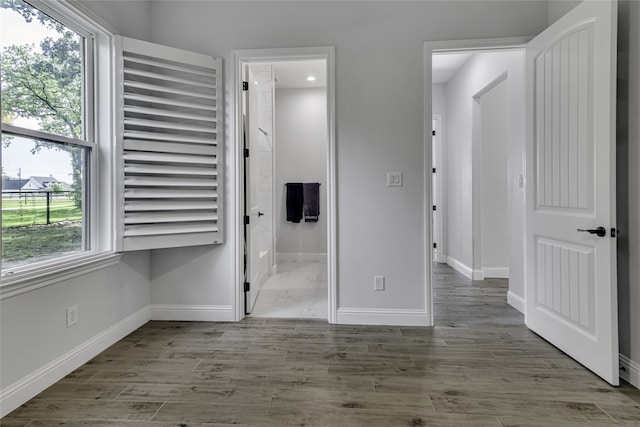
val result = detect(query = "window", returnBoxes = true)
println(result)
[0,1,223,291]
[1,0,113,280]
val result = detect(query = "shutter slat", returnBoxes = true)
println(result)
[124,81,216,101]
[117,35,223,251]
[124,163,216,176]
[124,139,217,156]
[124,118,216,134]
[123,55,216,78]
[124,222,218,237]
[125,211,218,224]
[124,151,216,164]
[124,130,216,144]
[124,94,216,111]
[124,176,216,187]
[124,200,218,210]
[124,106,215,123]
[125,189,216,200]
[124,68,216,90]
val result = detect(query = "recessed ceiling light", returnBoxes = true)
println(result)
[254,81,259,85]
[306,75,316,82]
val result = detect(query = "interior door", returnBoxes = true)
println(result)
[525,1,618,385]
[244,68,262,314]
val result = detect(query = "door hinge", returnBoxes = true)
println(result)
[432,167,436,173]
[244,148,249,158]
[244,282,250,292]
[243,81,249,91]
[611,227,618,238]
[244,215,250,225]
[432,130,436,136]
[432,205,436,211]
[433,242,437,249]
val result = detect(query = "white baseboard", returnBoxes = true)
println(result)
[276,252,327,263]
[507,290,525,314]
[447,256,483,280]
[150,304,235,322]
[336,308,429,326]
[483,267,509,278]
[0,306,150,417]
[620,354,640,389]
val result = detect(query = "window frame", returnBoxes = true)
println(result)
[0,0,119,297]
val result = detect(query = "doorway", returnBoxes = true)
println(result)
[234,47,337,323]
[425,0,619,386]
[431,47,524,302]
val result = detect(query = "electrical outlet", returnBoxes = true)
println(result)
[66,305,78,328]
[374,275,385,291]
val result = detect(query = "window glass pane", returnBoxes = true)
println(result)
[0,0,85,140]
[1,133,88,270]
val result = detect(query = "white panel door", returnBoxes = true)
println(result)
[525,1,618,385]
[244,71,262,314]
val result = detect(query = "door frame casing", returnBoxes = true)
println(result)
[423,37,531,326]
[232,46,337,323]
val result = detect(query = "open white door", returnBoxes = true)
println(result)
[525,1,618,385]
[243,68,264,314]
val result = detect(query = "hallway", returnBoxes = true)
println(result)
[2,265,639,426]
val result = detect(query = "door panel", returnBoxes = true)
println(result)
[525,0,618,385]
[245,68,263,314]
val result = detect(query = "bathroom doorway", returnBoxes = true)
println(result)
[235,48,336,321]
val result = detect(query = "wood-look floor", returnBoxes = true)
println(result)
[3,264,639,426]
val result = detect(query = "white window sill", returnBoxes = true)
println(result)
[0,252,122,300]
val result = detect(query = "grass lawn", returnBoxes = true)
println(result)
[2,196,82,228]
[2,194,83,268]
[2,221,83,268]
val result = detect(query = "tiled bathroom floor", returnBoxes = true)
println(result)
[249,260,328,318]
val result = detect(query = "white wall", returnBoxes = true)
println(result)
[432,84,446,116]
[479,79,509,273]
[0,251,151,414]
[140,0,546,317]
[275,88,328,257]
[79,0,151,40]
[443,51,525,295]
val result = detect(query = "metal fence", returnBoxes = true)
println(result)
[2,190,78,225]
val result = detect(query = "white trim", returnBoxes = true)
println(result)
[446,256,484,280]
[507,290,525,314]
[483,267,510,278]
[619,354,640,389]
[0,306,150,417]
[337,308,429,327]
[150,304,235,322]
[0,253,121,300]
[233,47,337,324]
[276,252,327,263]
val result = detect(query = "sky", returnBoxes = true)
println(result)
[1,3,75,182]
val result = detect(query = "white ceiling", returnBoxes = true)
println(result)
[273,60,327,89]
[432,52,473,84]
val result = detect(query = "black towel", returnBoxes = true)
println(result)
[303,183,320,222]
[286,183,304,223]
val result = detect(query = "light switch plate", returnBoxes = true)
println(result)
[387,172,403,187]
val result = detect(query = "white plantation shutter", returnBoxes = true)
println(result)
[115,36,223,251]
